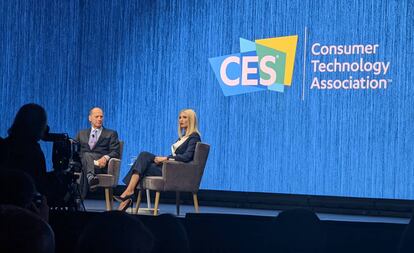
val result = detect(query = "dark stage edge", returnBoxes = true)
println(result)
[88,188,414,219]
[82,199,409,224]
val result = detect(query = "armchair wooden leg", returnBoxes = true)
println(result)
[146,189,151,209]
[193,193,199,213]
[105,188,113,211]
[133,190,142,215]
[153,191,160,216]
[176,192,180,216]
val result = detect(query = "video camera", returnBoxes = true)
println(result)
[42,127,84,210]
[42,131,81,172]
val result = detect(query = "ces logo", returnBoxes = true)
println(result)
[209,36,298,96]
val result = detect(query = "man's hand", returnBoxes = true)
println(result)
[154,156,168,165]
[96,156,108,168]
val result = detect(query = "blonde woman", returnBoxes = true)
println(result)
[115,109,201,211]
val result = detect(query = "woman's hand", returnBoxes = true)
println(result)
[154,156,168,164]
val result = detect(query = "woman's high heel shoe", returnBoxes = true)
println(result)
[118,198,132,212]
[113,192,134,203]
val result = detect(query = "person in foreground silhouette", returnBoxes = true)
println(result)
[398,213,414,253]
[0,103,49,195]
[115,109,201,211]
[75,211,153,253]
[0,169,49,222]
[146,214,191,253]
[0,205,55,253]
[272,208,326,253]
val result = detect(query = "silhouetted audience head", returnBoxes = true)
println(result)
[148,214,190,253]
[8,103,47,141]
[398,213,414,253]
[75,211,153,253]
[273,208,326,253]
[0,205,55,253]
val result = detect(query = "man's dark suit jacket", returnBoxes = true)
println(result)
[75,128,120,159]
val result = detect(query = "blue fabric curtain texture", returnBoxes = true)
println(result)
[0,0,413,199]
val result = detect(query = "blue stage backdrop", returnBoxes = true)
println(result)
[1,0,413,199]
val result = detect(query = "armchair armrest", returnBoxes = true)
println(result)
[161,161,201,192]
[107,158,121,186]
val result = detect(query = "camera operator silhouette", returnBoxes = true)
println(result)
[0,103,49,196]
[0,169,49,222]
[75,107,120,198]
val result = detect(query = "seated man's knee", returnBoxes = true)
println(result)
[82,152,96,160]
[80,153,96,168]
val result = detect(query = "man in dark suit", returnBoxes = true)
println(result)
[76,107,120,196]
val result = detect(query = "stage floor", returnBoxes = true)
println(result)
[83,199,410,224]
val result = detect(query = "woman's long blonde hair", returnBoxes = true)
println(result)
[178,109,201,138]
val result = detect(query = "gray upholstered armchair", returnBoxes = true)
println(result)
[96,141,124,210]
[75,141,124,210]
[133,142,210,215]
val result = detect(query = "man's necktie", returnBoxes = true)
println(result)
[88,129,98,149]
